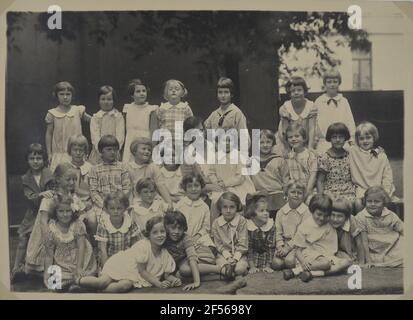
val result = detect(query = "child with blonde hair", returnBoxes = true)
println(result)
[273,181,311,270]
[157,79,193,137]
[355,187,403,267]
[45,81,91,171]
[349,122,397,210]
[314,68,356,154]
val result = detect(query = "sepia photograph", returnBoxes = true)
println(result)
[1,0,411,298]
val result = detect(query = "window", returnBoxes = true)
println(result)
[352,48,372,90]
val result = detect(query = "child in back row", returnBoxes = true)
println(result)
[12,144,55,281]
[122,79,158,163]
[314,68,356,154]
[45,81,91,172]
[276,76,317,155]
[89,86,125,164]
[157,79,193,137]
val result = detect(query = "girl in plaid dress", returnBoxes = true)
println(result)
[281,123,318,201]
[44,193,97,291]
[156,79,193,137]
[244,192,277,274]
[95,192,142,270]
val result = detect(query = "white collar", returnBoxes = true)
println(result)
[71,161,92,175]
[101,212,132,234]
[285,99,313,120]
[180,196,205,208]
[280,202,308,215]
[362,207,392,219]
[217,214,241,227]
[319,93,343,103]
[49,105,82,118]
[217,103,237,115]
[129,161,150,169]
[132,199,164,215]
[246,218,274,232]
[94,109,120,118]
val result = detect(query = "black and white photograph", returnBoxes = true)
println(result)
[1,0,411,297]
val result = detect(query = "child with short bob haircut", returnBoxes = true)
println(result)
[283,194,351,282]
[349,122,396,206]
[276,76,317,155]
[122,79,158,163]
[77,216,179,292]
[250,129,286,218]
[164,210,230,291]
[12,143,54,281]
[129,178,168,231]
[211,192,249,280]
[204,77,250,145]
[175,173,215,250]
[273,181,311,271]
[355,187,403,267]
[44,193,97,291]
[89,85,125,164]
[317,122,356,202]
[314,68,356,154]
[330,198,365,264]
[244,192,277,274]
[88,135,132,215]
[281,123,318,200]
[157,79,193,137]
[95,191,142,269]
[45,81,91,172]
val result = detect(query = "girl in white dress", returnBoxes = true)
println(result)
[76,216,179,293]
[89,86,125,164]
[45,81,91,172]
[122,79,158,163]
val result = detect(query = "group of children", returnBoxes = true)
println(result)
[11,70,403,293]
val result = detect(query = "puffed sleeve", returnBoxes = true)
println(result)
[354,211,368,232]
[307,101,318,119]
[349,215,362,238]
[77,105,86,117]
[278,103,290,119]
[135,240,151,264]
[122,104,129,113]
[390,211,403,235]
[39,197,54,214]
[115,113,125,148]
[45,111,54,124]
[162,250,177,274]
[95,221,109,242]
[90,115,100,148]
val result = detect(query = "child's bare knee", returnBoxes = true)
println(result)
[271,257,284,270]
[119,281,133,292]
[235,262,248,275]
[284,256,296,268]
[178,263,191,277]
